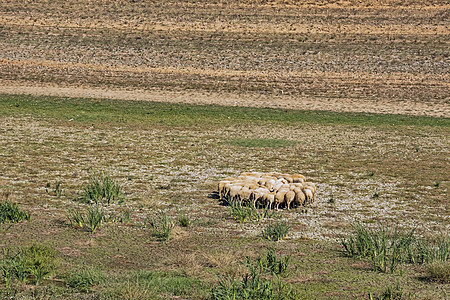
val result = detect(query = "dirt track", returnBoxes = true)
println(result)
[0,0,449,117]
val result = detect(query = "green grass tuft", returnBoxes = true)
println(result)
[224,196,276,224]
[147,212,175,242]
[66,268,105,292]
[342,222,449,273]
[67,205,105,233]
[86,205,104,233]
[247,248,291,277]
[81,171,125,205]
[262,221,290,242]
[370,280,413,300]
[178,213,191,228]
[0,199,30,224]
[1,244,58,285]
[103,270,208,299]
[211,248,296,300]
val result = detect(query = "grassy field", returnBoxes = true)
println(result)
[0,94,448,299]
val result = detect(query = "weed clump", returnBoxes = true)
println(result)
[68,206,131,233]
[262,221,290,242]
[225,197,275,224]
[66,268,105,292]
[178,213,191,227]
[369,280,413,300]
[247,249,291,277]
[0,199,30,224]
[67,206,104,233]
[46,181,63,198]
[81,171,124,205]
[211,249,295,300]
[0,244,58,286]
[86,205,105,233]
[146,212,175,242]
[342,222,449,273]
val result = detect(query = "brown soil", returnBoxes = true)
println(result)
[0,0,449,117]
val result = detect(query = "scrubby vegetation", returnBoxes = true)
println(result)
[225,197,276,224]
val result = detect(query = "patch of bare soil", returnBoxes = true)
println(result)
[0,0,448,117]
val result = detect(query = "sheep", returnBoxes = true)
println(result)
[251,187,270,208]
[274,189,288,210]
[280,183,290,190]
[221,182,233,200]
[303,182,316,194]
[238,187,252,206]
[217,172,315,210]
[222,180,246,199]
[272,179,287,191]
[263,192,275,209]
[258,176,275,186]
[303,188,314,205]
[244,181,260,190]
[293,188,306,207]
[284,176,294,183]
[229,185,243,204]
[265,178,276,191]
[218,180,233,199]
[284,190,295,210]
[292,174,305,183]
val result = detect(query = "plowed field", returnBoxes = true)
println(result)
[1,0,449,116]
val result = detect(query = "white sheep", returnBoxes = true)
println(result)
[303,182,316,194]
[229,185,243,204]
[274,189,288,210]
[217,172,315,210]
[292,174,306,183]
[284,190,295,210]
[293,188,306,207]
[218,180,233,199]
[303,188,314,204]
[251,187,269,208]
[238,187,252,205]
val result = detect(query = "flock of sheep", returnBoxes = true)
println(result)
[218,172,317,210]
